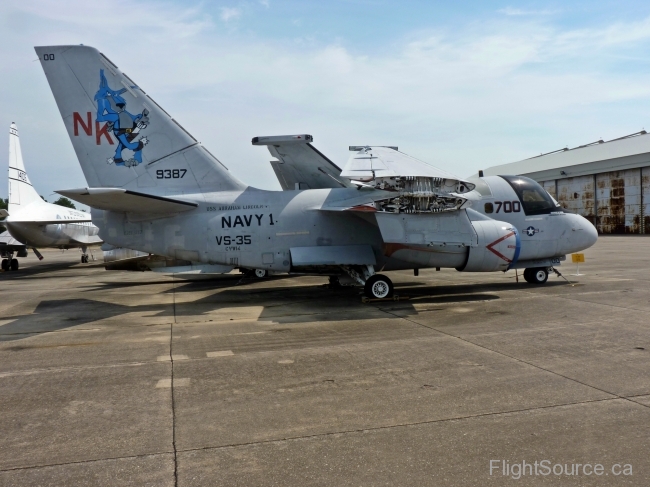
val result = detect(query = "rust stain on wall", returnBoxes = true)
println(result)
[555,175,596,227]
[597,173,626,234]
[542,168,648,235]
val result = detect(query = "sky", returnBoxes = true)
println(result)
[1,0,650,202]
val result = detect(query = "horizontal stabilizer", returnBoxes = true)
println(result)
[56,188,198,214]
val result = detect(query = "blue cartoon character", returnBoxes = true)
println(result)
[94,69,150,167]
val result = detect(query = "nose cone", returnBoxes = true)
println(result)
[562,214,598,254]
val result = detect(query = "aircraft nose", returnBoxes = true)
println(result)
[564,214,598,253]
[582,217,598,248]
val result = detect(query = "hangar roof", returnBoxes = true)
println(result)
[481,131,650,181]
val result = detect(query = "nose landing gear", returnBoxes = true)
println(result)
[522,266,574,285]
[523,267,549,284]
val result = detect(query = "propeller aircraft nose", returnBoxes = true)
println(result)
[560,214,598,255]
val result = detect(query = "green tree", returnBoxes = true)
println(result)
[53,197,76,209]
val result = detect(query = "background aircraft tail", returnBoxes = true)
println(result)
[35,45,246,195]
[8,123,44,215]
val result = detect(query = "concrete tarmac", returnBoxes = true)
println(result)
[0,238,648,486]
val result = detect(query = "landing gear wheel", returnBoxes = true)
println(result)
[1,259,8,271]
[81,255,88,264]
[10,259,18,271]
[254,269,268,278]
[364,274,394,299]
[523,267,548,284]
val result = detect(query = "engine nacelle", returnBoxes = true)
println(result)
[458,220,520,272]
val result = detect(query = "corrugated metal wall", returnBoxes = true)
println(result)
[542,181,556,199]
[557,175,596,227]
[642,167,650,234]
[540,167,647,234]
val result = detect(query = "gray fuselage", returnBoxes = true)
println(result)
[93,176,597,273]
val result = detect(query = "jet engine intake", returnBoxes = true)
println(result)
[459,220,520,272]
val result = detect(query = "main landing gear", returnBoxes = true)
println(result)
[364,274,394,299]
[523,267,549,284]
[80,246,94,264]
[241,268,269,278]
[340,265,394,299]
[1,257,18,271]
[2,250,19,271]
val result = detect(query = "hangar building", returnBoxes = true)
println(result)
[482,131,650,234]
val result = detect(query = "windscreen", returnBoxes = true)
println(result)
[499,175,561,215]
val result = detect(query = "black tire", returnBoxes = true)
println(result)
[254,269,268,278]
[364,274,394,299]
[1,259,8,271]
[10,259,18,271]
[523,267,548,284]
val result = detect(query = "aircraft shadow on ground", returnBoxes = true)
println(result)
[0,278,572,343]
[0,260,80,280]
[0,298,166,343]
[164,278,519,322]
[167,277,573,323]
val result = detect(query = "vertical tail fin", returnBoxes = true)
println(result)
[8,123,43,215]
[34,45,246,195]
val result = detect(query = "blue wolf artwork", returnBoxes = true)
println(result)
[94,69,150,167]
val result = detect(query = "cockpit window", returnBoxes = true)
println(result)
[499,175,562,215]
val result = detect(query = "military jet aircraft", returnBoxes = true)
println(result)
[35,45,597,297]
[2,122,101,269]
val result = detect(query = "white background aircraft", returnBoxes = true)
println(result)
[2,123,101,270]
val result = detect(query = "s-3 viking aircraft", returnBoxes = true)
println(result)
[35,45,597,297]
[2,122,101,270]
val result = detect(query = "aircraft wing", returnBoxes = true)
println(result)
[0,231,26,250]
[56,188,198,214]
[315,190,394,212]
[342,146,474,189]
[252,135,354,190]
[68,234,103,245]
[9,219,95,224]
